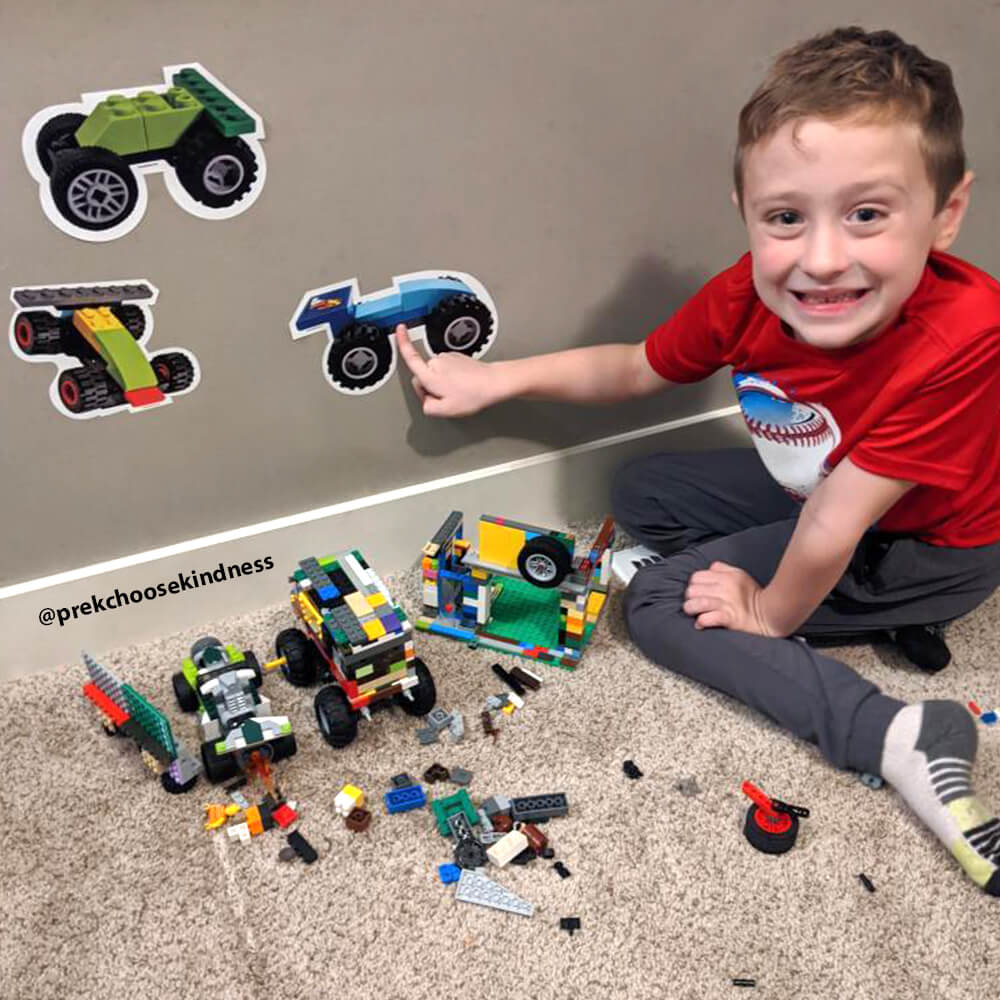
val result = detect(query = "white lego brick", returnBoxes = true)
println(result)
[486,829,529,868]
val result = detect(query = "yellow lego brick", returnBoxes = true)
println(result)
[502,702,516,715]
[344,591,371,619]
[362,618,386,641]
[479,519,525,569]
[74,306,126,336]
[587,591,607,617]
[366,591,387,608]
[471,567,490,581]
[294,591,323,631]
[343,785,364,806]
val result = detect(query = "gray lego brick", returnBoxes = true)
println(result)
[298,556,335,593]
[329,604,367,645]
[510,793,569,822]
[429,511,463,550]
[425,707,453,731]
[449,767,473,786]
[13,283,155,309]
[454,869,534,917]
[446,812,474,841]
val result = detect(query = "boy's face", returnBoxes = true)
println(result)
[739,116,969,349]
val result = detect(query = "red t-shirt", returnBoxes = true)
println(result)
[644,250,1000,547]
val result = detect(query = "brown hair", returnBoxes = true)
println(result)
[733,26,966,217]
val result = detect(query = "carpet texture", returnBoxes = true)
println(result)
[1,520,998,1000]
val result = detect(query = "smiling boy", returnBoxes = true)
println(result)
[397,27,1000,894]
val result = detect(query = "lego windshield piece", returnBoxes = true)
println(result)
[288,270,499,395]
[9,280,200,419]
[22,63,267,242]
[416,512,614,670]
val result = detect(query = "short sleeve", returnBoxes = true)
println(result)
[849,328,1000,490]
[644,260,748,383]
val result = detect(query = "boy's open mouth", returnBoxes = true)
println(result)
[791,289,870,304]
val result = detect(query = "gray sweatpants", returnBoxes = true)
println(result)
[613,448,1000,776]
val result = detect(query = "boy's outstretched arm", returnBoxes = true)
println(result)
[395,324,674,417]
[684,459,914,636]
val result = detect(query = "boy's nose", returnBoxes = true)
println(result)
[800,223,851,282]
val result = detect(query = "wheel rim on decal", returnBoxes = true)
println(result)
[525,554,557,582]
[343,346,378,380]
[443,317,481,351]
[67,169,131,225]
[14,320,32,350]
[60,377,79,406]
[202,155,245,196]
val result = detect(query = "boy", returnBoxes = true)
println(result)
[396,26,1000,894]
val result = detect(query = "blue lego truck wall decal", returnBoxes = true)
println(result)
[288,270,499,394]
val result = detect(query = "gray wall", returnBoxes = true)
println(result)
[2,0,997,587]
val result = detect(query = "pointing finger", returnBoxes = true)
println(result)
[395,325,430,376]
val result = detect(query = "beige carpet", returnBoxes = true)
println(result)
[1,522,998,1000]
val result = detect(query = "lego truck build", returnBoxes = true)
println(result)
[272,551,437,747]
[171,637,297,784]
[291,274,496,392]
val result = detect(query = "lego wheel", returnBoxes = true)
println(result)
[326,324,393,391]
[200,741,240,784]
[743,804,799,855]
[151,352,195,394]
[424,294,494,357]
[269,733,298,762]
[13,311,63,355]
[174,126,258,209]
[394,657,437,717]
[50,147,138,231]
[110,304,146,340]
[243,650,263,686]
[314,685,359,748]
[35,112,85,175]
[172,670,200,713]
[517,535,573,588]
[58,366,113,414]
[160,769,198,795]
[275,628,319,686]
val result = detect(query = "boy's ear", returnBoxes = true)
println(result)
[932,169,975,251]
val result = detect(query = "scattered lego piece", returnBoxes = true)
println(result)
[278,845,297,863]
[481,710,499,741]
[423,763,450,784]
[552,861,572,879]
[438,863,461,884]
[416,726,440,746]
[508,846,538,866]
[245,805,264,837]
[858,772,885,790]
[227,822,251,844]
[518,822,548,853]
[559,916,581,936]
[454,838,489,870]
[741,781,809,855]
[384,785,427,814]
[478,830,506,845]
[425,707,453,731]
[487,829,529,868]
[492,814,513,833]
[228,789,251,810]
[485,694,509,711]
[454,868,534,917]
[334,784,364,817]
[511,793,569,822]
[432,789,480,837]
[286,830,318,864]
[502,703,516,716]
[482,795,512,817]
[203,803,232,831]
[982,711,998,725]
[509,665,541,691]
[675,776,701,796]
[478,809,494,832]
[731,979,757,988]
[450,767,474,786]
[507,691,525,710]
[391,773,415,788]
[858,873,876,893]
[969,700,983,716]
[448,713,465,743]
[345,807,372,832]
[272,803,298,829]
[623,759,643,780]
[492,663,526,697]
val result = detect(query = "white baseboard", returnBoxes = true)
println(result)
[0,407,745,681]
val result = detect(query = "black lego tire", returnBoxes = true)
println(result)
[173,125,258,209]
[743,804,799,855]
[314,685,358,748]
[151,352,195,394]
[201,740,240,784]
[50,147,138,231]
[58,366,112,414]
[35,112,85,174]
[268,733,298,762]
[275,628,318,687]
[424,294,494,357]
[517,535,573,589]
[13,311,63,355]
[394,657,437,717]
[172,670,200,713]
[325,324,393,391]
[160,769,199,795]
[243,650,263,686]
[110,304,146,340]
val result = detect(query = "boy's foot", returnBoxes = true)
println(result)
[880,700,1000,895]
[893,624,952,673]
[612,544,666,585]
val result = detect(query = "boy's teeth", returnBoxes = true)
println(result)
[800,290,865,303]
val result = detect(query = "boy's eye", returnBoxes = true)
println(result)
[767,211,801,226]
[852,207,883,223]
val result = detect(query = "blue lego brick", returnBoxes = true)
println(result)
[317,583,340,600]
[438,863,461,884]
[417,619,478,642]
[384,785,427,814]
[981,710,998,725]
[381,611,402,633]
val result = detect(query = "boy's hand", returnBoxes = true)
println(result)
[395,324,500,417]
[683,561,782,637]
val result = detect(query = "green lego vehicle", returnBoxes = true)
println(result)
[33,65,262,233]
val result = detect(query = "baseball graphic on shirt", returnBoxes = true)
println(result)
[733,372,841,500]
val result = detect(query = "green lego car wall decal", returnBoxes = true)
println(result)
[289,270,499,395]
[9,280,200,419]
[22,63,267,242]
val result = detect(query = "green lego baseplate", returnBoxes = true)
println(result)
[121,683,177,760]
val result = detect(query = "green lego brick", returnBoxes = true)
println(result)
[136,88,203,150]
[92,328,157,391]
[487,577,563,650]
[76,95,147,155]
[432,789,479,837]
[224,645,244,664]
[172,68,255,137]
[121,683,176,759]
[181,657,198,690]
